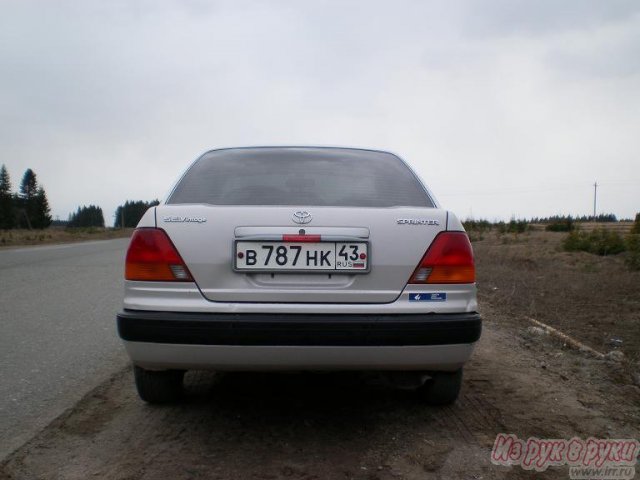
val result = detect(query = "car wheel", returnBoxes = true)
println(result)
[133,365,184,403]
[417,369,462,405]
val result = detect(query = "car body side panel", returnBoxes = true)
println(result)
[135,207,157,228]
[446,212,465,232]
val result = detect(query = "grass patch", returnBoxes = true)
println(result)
[545,219,575,232]
[563,229,626,256]
[625,234,640,270]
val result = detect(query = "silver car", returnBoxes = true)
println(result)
[117,147,481,404]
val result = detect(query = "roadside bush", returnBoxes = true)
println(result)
[632,213,640,234]
[67,226,101,235]
[563,229,626,256]
[563,231,590,253]
[463,219,491,242]
[496,220,528,234]
[545,218,575,232]
[467,231,484,242]
[463,219,492,233]
[625,234,640,270]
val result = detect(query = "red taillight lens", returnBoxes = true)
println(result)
[125,228,193,282]
[408,232,475,284]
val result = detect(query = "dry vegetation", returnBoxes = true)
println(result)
[0,227,133,248]
[474,230,640,364]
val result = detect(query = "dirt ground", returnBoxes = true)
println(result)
[1,232,639,480]
[474,230,640,363]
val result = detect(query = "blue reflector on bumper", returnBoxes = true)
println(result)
[409,293,447,302]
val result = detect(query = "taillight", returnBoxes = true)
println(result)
[125,228,193,282]
[408,232,475,284]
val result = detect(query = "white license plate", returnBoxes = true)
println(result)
[234,241,369,272]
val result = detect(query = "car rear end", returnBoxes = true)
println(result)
[117,147,481,403]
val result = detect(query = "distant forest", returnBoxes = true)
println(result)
[0,165,52,229]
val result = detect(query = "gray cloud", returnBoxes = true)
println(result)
[463,0,640,37]
[0,0,638,223]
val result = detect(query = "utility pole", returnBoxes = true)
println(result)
[593,181,598,221]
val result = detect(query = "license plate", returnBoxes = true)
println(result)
[234,241,369,272]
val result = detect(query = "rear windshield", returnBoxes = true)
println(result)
[167,148,433,208]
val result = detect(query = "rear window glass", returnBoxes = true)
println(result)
[167,148,433,208]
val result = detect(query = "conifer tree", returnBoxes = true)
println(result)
[17,169,52,229]
[32,186,52,229]
[0,165,14,229]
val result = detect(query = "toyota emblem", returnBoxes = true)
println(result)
[292,211,312,224]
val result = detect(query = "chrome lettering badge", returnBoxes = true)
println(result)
[397,218,440,226]
[163,216,207,223]
[292,211,312,224]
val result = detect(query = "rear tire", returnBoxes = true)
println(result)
[417,369,463,405]
[133,365,184,403]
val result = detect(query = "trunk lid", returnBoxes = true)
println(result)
[157,204,447,303]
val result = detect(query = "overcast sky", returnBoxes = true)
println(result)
[1,0,639,224]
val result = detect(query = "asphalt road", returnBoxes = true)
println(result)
[0,239,130,460]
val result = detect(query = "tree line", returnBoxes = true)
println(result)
[1,164,159,230]
[114,200,160,228]
[68,200,160,228]
[68,205,105,228]
[463,213,627,234]
[0,165,52,229]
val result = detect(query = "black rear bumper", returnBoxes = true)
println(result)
[117,310,482,347]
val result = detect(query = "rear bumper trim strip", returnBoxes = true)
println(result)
[117,310,481,347]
